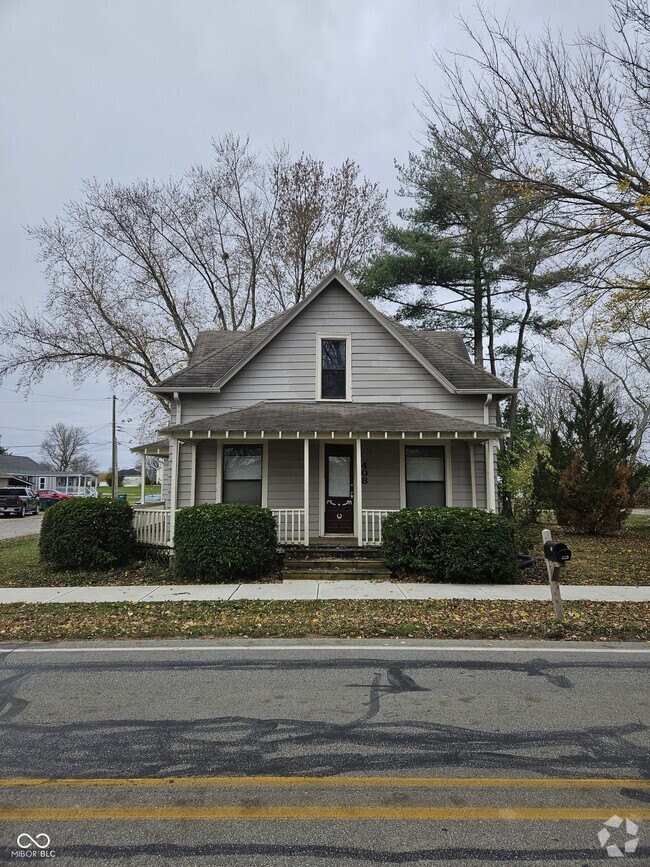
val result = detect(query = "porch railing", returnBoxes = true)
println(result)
[361,509,398,546]
[133,507,171,547]
[272,508,305,544]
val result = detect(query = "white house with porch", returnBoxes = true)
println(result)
[132,271,514,548]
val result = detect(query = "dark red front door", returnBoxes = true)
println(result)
[325,445,354,534]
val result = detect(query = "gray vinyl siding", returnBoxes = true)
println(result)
[176,443,193,508]
[195,441,218,504]
[450,442,472,507]
[474,444,487,510]
[161,458,170,505]
[309,441,319,537]
[179,284,488,424]
[267,440,304,510]
[360,441,400,510]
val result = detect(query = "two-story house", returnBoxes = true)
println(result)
[132,271,514,547]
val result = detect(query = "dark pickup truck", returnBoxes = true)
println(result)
[0,487,40,518]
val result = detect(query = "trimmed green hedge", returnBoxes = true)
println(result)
[173,503,279,582]
[381,507,520,584]
[40,497,136,571]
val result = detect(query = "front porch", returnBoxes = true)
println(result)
[133,401,503,549]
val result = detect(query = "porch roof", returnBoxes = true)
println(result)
[159,401,507,438]
[130,439,170,457]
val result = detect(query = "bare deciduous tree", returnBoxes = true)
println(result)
[40,423,98,474]
[424,0,650,292]
[268,155,387,308]
[0,135,387,408]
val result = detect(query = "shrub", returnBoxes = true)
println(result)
[40,497,136,571]
[381,507,520,583]
[540,378,643,534]
[173,503,279,582]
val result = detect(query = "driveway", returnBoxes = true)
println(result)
[0,512,43,541]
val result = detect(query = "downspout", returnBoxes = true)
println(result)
[169,392,181,546]
[484,394,496,512]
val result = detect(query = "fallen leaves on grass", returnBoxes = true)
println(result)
[0,600,647,642]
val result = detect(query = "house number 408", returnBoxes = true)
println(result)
[361,463,368,484]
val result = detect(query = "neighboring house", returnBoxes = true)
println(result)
[0,454,98,496]
[134,271,514,547]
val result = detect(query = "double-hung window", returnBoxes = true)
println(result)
[320,337,348,400]
[222,445,263,505]
[405,446,445,507]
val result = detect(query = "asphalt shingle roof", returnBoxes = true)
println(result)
[160,401,505,436]
[154,276,512,393]
[0,455,50,475]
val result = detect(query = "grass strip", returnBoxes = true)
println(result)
[0,600,647,642]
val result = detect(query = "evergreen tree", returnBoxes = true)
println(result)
[543,378,643,534]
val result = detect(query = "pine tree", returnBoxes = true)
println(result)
[545,378,642,534]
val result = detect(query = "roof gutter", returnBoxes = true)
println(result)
[148,386,221,394]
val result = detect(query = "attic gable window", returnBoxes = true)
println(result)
[320,336,349,400]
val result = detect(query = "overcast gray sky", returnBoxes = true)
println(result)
[0,0,613,471]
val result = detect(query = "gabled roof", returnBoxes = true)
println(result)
[159,401,507,437]
[151,270,514,395]
[0,455,50,476]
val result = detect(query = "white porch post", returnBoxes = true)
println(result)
[140,454,146,504]
[169,440,180,544]
[303,438,309,546]
[485,439,497,512]
[355,437,363,547]
[468,443,477,508]
[190,443,197,506]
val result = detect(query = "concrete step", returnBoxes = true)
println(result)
[281,545,383,560]
[283,569,393,581]
[284,558,386,570]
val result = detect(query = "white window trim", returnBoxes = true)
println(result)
[315,333,352,402]
[400,440,451,509]
[220,440,268,507]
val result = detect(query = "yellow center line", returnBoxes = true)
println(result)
[0,775,648,789]
[1,806,650,821]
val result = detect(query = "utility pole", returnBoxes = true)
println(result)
[111,394,118,499]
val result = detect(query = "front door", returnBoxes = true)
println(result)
[325,445,354,534]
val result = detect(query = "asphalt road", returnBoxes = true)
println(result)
[0,639,648,866]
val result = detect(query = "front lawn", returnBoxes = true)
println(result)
[0,599,647,642]
[519,516,650,586]
[0,515,648,588]
[0,536,173,587]
[98,484,161,503]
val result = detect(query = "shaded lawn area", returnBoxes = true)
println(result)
[0,599,647,642]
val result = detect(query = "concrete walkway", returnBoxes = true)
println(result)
[1,581,649,604]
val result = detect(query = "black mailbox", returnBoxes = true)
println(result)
[544,541,572,563]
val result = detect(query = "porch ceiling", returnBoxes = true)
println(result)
[158,401,506,440]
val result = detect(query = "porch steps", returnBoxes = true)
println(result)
[282,548,391,581]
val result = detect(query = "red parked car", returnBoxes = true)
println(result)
[36,489,72,501]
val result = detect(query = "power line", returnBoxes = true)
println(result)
[0,387,112,402]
